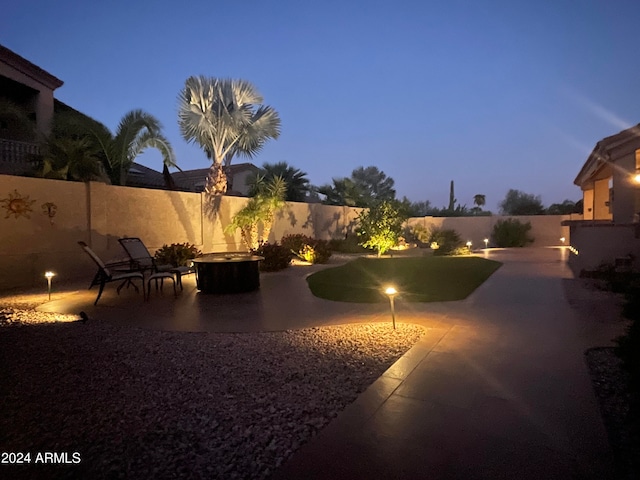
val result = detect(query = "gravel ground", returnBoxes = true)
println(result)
[586,347,640,480]
[0,308,425,480]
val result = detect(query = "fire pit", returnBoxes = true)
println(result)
[192,254,264,294]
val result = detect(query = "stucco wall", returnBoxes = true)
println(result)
[0,175,574,290]
[0,176,366,289]
[567,222,640,275]
[406,215,573,248]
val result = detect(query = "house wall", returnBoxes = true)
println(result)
[0,174,572,290]
[612,151,639,223]
[567,222,640,275]
[0,59,56,136]
[593,178,612,221]
[582,189,594,220]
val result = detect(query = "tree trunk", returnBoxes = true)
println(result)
[205,163,228,195]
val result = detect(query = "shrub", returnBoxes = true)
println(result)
[357,200,407,257]
[491,219,534,247]
[281,234,332,264]
[328,234,369,254]
[408,224,430,246]
[252,242,292,272]
[616,280,640,387]
[428,228,463,256]
[154,242,201,267]
[281,234,312,256]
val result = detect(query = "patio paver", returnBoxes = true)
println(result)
[36,248,624,479]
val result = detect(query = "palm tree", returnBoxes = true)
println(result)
[225,175,287,249]
[177,76,281,195]
[473,194,486,210]
[38,136,104,182]
[53,109,177,186]
[249,161,309,202]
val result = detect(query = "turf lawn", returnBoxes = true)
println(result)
[307,256,502,303]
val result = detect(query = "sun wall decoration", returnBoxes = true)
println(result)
[1,190,37,219]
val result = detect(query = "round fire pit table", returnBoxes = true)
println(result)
[192,254,264,293]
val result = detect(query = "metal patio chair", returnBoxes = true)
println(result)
[118,237,179,299]
[78,241,145,305]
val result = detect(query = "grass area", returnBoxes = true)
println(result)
[307,256,502,303]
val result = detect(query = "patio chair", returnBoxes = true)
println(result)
[118,237,180,298]
[118,237,193,291]
[78,241,145,305]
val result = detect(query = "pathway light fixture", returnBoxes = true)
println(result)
[44,271,55,301]
[384,286,398,330]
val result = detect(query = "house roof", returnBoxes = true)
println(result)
[0,44,63,91]
[171,163,259,193]
[574,123,640,187]
[126,162,259,193]
[126,162,168,189]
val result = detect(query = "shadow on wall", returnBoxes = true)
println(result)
[164,189,197,246]
[0,229,128,291]
[203,193,244,252]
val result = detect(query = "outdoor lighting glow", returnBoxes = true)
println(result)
[560,237,566,244]
[569,246,579,255]
[44,271,55,301]
[634,173,640,184]
[466,241,472,249]
[384,286,398,330]
[430,242,439,250]
[483,238,489,248]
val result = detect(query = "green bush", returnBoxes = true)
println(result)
[252,242,292,271]
[281,234,333,264]
[281,234,310,256]
[328,234,370,254]
[357,200,406,257]
[428,228,463,256]
[491,219,534,247]
[154,243,201,267]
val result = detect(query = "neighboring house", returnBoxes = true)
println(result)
[566,124,640,274]
[171,163,259,196]
[126,162,170,190]
[0,43,63,174]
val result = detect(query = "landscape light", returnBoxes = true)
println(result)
[384,286,398,330]
[634,173,640,184]
[483,238,489,248]
[44,271,55,301]
[466,241,472,251]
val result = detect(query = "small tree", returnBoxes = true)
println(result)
[499,189,545,215]
[225,176,286,250]
[491,219,534,247]
[357,200,406,257]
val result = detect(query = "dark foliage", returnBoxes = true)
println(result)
[499,189,545,215]
[428,228,463,256]
[154,243,201,267]
[491,219,534,247]
[328,235,370,254]
[252,242,292,271]
[280,234,332,264]
[616,279,640,388]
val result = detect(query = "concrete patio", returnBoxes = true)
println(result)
[35,247,624,479]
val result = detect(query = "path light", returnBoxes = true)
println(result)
[484,238,489,249]
[466,241,472,252]
[44,271,55,301]
[384,286,398,330]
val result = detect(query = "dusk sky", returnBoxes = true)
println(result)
[3,0,640,211]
